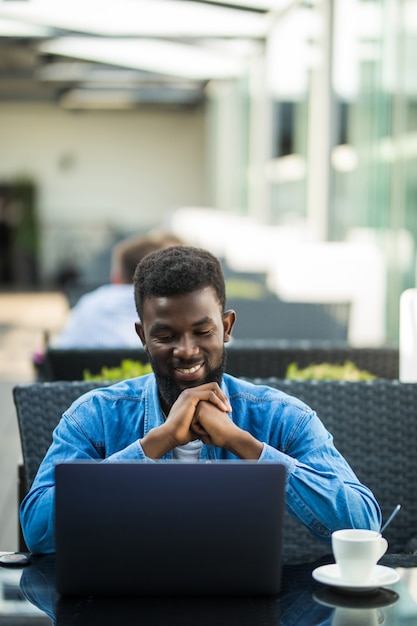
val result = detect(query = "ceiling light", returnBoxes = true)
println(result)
[0,16,52,37]
[0,0,269,37]
[202,0,295,10]
[38,37,247,80]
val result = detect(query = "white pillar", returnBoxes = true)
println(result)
[306,0,334,241]
[399,288,417,382]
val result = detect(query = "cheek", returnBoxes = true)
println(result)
[209,344,225,363]
[147,346,169,369]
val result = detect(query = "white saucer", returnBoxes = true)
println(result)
[312,564,400,592]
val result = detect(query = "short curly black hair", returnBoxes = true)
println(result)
[133,246,226,318]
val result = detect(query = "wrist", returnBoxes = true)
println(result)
[140,424,178,459]
[224,429,263,460]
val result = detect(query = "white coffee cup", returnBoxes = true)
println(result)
[332,529,388,585]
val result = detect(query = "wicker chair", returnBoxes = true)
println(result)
[13,379,416,561]
[36,347,149,381]
[253,378,417,561]
[226,340,399,380]
[14,380,111,552]
[13,381,111,493]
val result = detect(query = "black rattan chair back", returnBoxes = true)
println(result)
[13,378,416,561]
[37,347,149,381]
[253,378,417,559]
[13,381,110,492]
[37,342,399,382]
[226,340,399,380]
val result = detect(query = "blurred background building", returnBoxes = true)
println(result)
[0,0,416,345]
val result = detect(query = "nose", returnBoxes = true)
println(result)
[173,335,199,360]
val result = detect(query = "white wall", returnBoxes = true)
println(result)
[0,103,206,280]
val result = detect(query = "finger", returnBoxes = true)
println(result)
[206,384,232,412]
[183,386,231,413]
[191,411,208,435]
[194,383,232,409]
[191,420,212,445]
[191,423,208,438]
[203,387,232,412]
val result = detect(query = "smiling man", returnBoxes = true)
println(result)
[20,246,381,554]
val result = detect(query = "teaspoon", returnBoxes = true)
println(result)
[380,504,402,534]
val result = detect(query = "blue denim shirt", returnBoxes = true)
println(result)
[20,374,381,553]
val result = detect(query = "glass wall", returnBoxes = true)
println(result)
[207,0,417,343]
[331,0,417,340]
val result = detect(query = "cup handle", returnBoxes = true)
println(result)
[378,536,388,560]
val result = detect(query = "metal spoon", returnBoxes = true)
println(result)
[380,504,402,534]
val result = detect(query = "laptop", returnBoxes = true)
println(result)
[55,461,286,597]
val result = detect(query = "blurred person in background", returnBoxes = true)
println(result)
[51,229,185,348]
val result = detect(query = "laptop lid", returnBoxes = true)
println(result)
[55,461,286,597]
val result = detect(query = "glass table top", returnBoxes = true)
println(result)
[0,553,416,625]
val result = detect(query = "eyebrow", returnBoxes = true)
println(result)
[150,316,215,333]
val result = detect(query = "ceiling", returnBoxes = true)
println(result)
[0,0,292,109]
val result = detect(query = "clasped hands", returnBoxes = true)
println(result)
[140,382,263,460]
[165,382,234,448]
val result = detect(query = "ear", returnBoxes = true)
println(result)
[135,322,147,349]
[222,309,236,344]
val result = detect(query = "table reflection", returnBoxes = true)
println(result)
[314,587,399,626]
[13,554,403,626]
[18,554,334,625]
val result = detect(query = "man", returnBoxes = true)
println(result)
[20,246,381,554]
[52,229,185,348]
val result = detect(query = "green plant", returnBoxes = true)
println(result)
[83,359,152,381]
[285,361,377,381]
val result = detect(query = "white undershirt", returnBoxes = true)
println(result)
[172,439,203,461]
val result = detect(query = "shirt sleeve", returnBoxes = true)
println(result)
[258,410,382,541]
[19,409,151,554]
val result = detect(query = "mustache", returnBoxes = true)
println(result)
[173,357,202,368]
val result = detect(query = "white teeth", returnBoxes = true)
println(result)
[177,364,201,374]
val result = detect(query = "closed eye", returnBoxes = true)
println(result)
[154,334,174,342]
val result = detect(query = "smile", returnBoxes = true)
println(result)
[176,364,203,375]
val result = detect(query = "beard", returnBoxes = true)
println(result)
[149,349,227,410]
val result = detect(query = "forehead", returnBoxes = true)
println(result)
[141,286,222,325]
